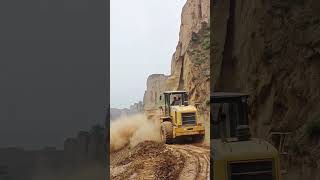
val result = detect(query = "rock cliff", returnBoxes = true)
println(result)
[143,74,168,110]
[144,0,210,114]
[212,0,320,179]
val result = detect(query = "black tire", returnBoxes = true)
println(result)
[161,121,173,144]
[193,134,205,143]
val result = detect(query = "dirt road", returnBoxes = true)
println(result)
[110,141,210,180]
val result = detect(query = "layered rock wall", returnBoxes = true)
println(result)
[144,0,210,115]
[212,0,320,179]
[143,74,168,110]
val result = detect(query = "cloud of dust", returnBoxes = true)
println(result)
[110,114,161,152]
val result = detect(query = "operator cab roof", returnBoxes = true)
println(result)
[211,92,249,102]
[163,90,187,94]
[212,92,249,98]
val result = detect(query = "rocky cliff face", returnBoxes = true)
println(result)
[167,0,210,109]
[143,74,168,110]
[212,0,320,179]
[144,0,210,114]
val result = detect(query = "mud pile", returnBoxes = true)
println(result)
[110,141,185,180]
[120,141,166,165]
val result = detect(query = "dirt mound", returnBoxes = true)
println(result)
[118,141,165,166]
[110,141,185,180]
[110,141,210,180]
[154,150,185,180]
[132,141,166,157]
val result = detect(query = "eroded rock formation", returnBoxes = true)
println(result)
[144,0,210,115]
[143,74,168,110]
[212,0,320,179]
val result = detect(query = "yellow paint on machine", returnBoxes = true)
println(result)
[173,125,205,137]
[212,138,282,180]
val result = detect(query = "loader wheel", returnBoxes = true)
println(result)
[161,121,173,144]
[193,134,205,143]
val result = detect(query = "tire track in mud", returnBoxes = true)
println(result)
[168,144,210,180]
[110,142,209,180]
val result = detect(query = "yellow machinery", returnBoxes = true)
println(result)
[159,91,205,143]
[211,92,282,180]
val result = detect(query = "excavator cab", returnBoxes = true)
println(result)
[211,92,282,180]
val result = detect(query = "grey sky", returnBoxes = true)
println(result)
[111,0,187,109]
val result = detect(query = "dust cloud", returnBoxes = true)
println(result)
[110,114,161,152]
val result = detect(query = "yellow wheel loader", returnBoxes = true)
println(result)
[159,91,205,144]
[211,92,283,180]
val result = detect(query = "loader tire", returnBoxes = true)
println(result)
[193,134,205,143]
[161,121,173,144]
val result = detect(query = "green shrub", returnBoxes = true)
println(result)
[201,38,210,50]
[203,30,210,40]
[191,32,199,42]
[194,57,205,66]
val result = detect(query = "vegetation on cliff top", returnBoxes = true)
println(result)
[188,23,210,68]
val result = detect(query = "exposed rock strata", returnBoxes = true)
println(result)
[144,0,210,115]
[212,0,320,179]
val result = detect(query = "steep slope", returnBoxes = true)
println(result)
[167,0,210,108]
[144,0,210,115]
[212,0,320,179]
[143,74,168,110]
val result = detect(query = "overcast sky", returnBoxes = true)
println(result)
[111,0,187,109]
[0,0,106,149]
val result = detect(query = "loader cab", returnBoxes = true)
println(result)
[211,92,250,140]
[159,91,205,143]
[159,91,189,117]
[210,92,282,180]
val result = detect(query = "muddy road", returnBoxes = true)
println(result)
[110,110,210,180]
[110,141,210,180]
